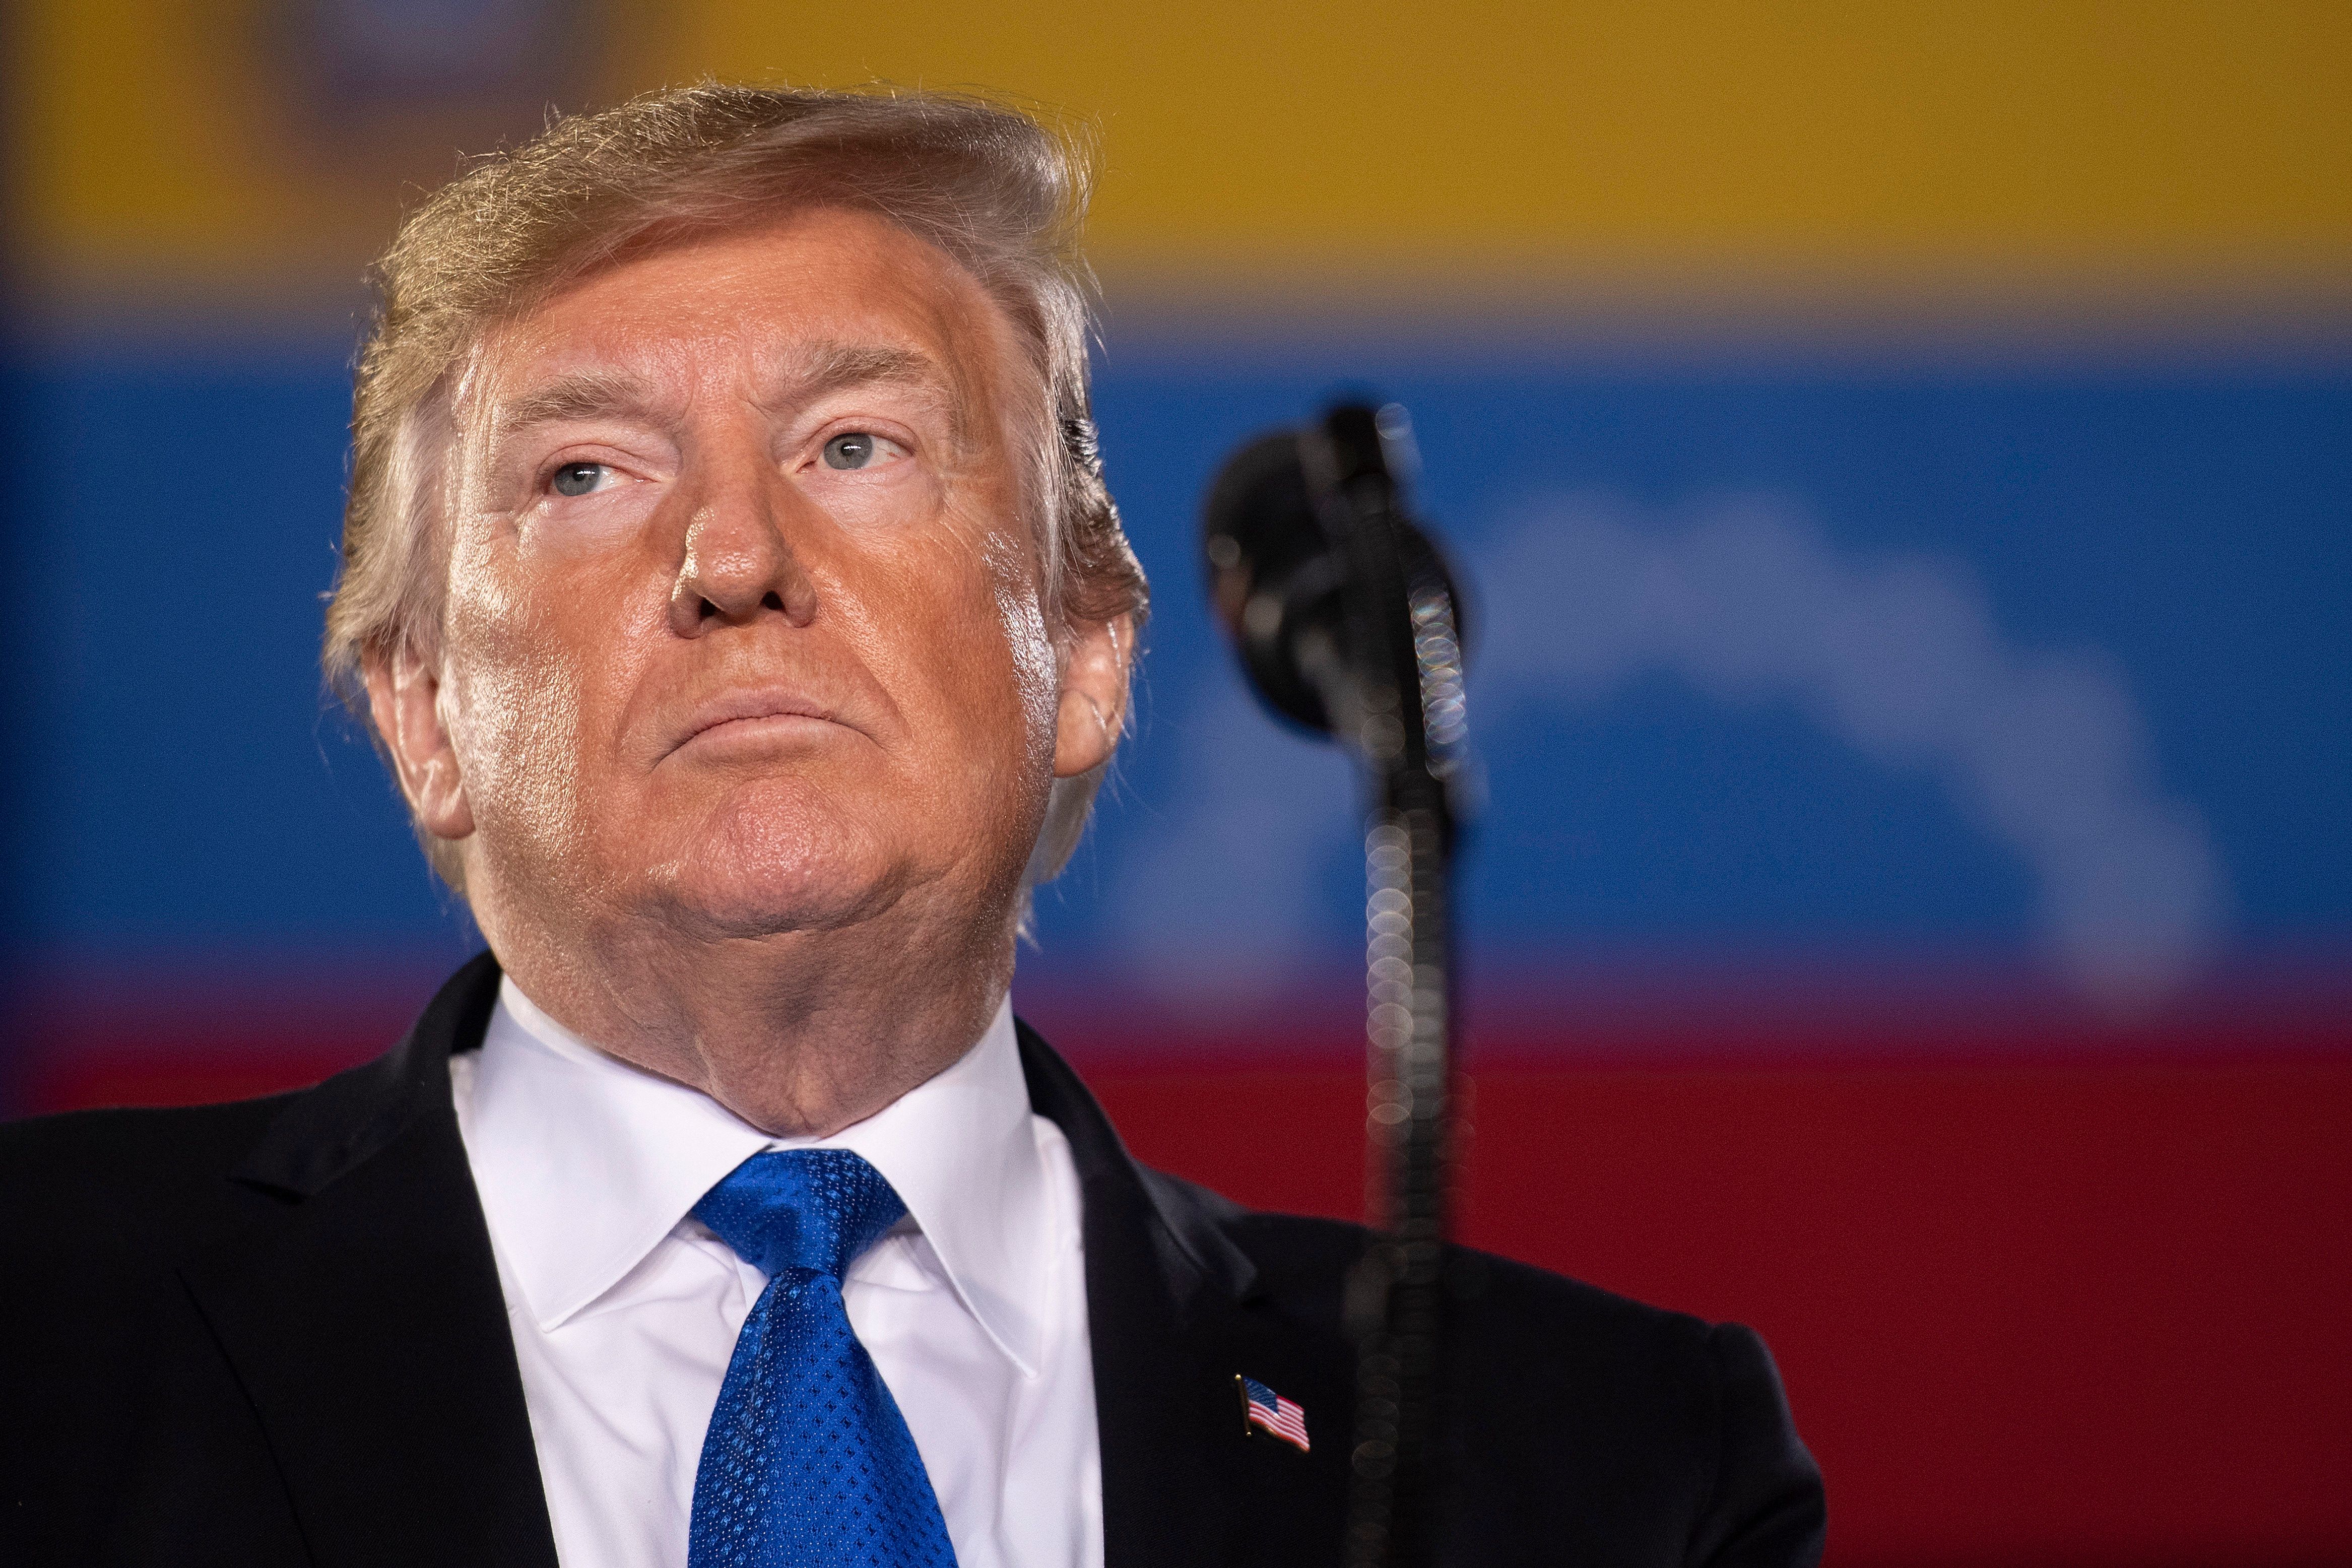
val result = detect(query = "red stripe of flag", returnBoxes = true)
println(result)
[1249,1397,1311,1451]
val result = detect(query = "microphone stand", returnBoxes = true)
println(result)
[1297,407,1469,1568]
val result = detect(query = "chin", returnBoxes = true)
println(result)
[643,787,909,938]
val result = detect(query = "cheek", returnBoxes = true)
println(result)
[437,536,639,841]
[838,520,1058,821]
[442,607,581,833]
[993,561,1060,759]
[916,518,1056,756]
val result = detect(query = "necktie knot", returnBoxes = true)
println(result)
[692,1147,907,1282]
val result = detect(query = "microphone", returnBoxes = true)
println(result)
[1200,401,1470,1568]
[1200,404,1470,775]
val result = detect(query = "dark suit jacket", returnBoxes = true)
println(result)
[2,953,1823,1566]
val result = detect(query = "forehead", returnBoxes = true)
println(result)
[468,208,1018,412]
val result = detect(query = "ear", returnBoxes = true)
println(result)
[1052,612,1133,779]
[362,644,476,842]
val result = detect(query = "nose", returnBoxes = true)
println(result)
[667,448,822,637]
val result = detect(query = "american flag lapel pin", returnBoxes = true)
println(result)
[1236,1375,1311,1453]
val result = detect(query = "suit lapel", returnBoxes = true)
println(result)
[1018,1023,1355,1568]
[179,953,558,1568]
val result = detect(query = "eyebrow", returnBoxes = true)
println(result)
[763,340,968,445]
[488,342,959,440]
[785,341,944,401]
[491,369,659,434]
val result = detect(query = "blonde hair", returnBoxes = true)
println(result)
[323,83,1147,891]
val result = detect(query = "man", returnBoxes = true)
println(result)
[1,86,1822,1567]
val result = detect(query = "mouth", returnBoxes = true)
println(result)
[669,688,856,759]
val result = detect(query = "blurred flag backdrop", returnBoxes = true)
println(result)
[5,5,2347,1563]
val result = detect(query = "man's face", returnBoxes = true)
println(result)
[403,210,1079,951]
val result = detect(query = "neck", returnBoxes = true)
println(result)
[477,889,1018,1138]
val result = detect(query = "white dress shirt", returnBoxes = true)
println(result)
[451,977,1102,1568]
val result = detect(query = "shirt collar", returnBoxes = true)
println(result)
[460,976,1049,1376]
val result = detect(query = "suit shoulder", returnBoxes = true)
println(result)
[1213,1200,1718,1353]
[0,1095,298,1264]
[1,1094,293,1184]
[1135,1160,1248,1223]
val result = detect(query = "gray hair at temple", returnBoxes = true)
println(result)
[322,83,1149,896]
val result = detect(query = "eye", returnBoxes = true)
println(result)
[821,431,906,471]
[550,462,610,497]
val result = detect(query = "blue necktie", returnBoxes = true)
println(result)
[687,1148,959,1568]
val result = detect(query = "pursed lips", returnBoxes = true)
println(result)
[667,687,858,759]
